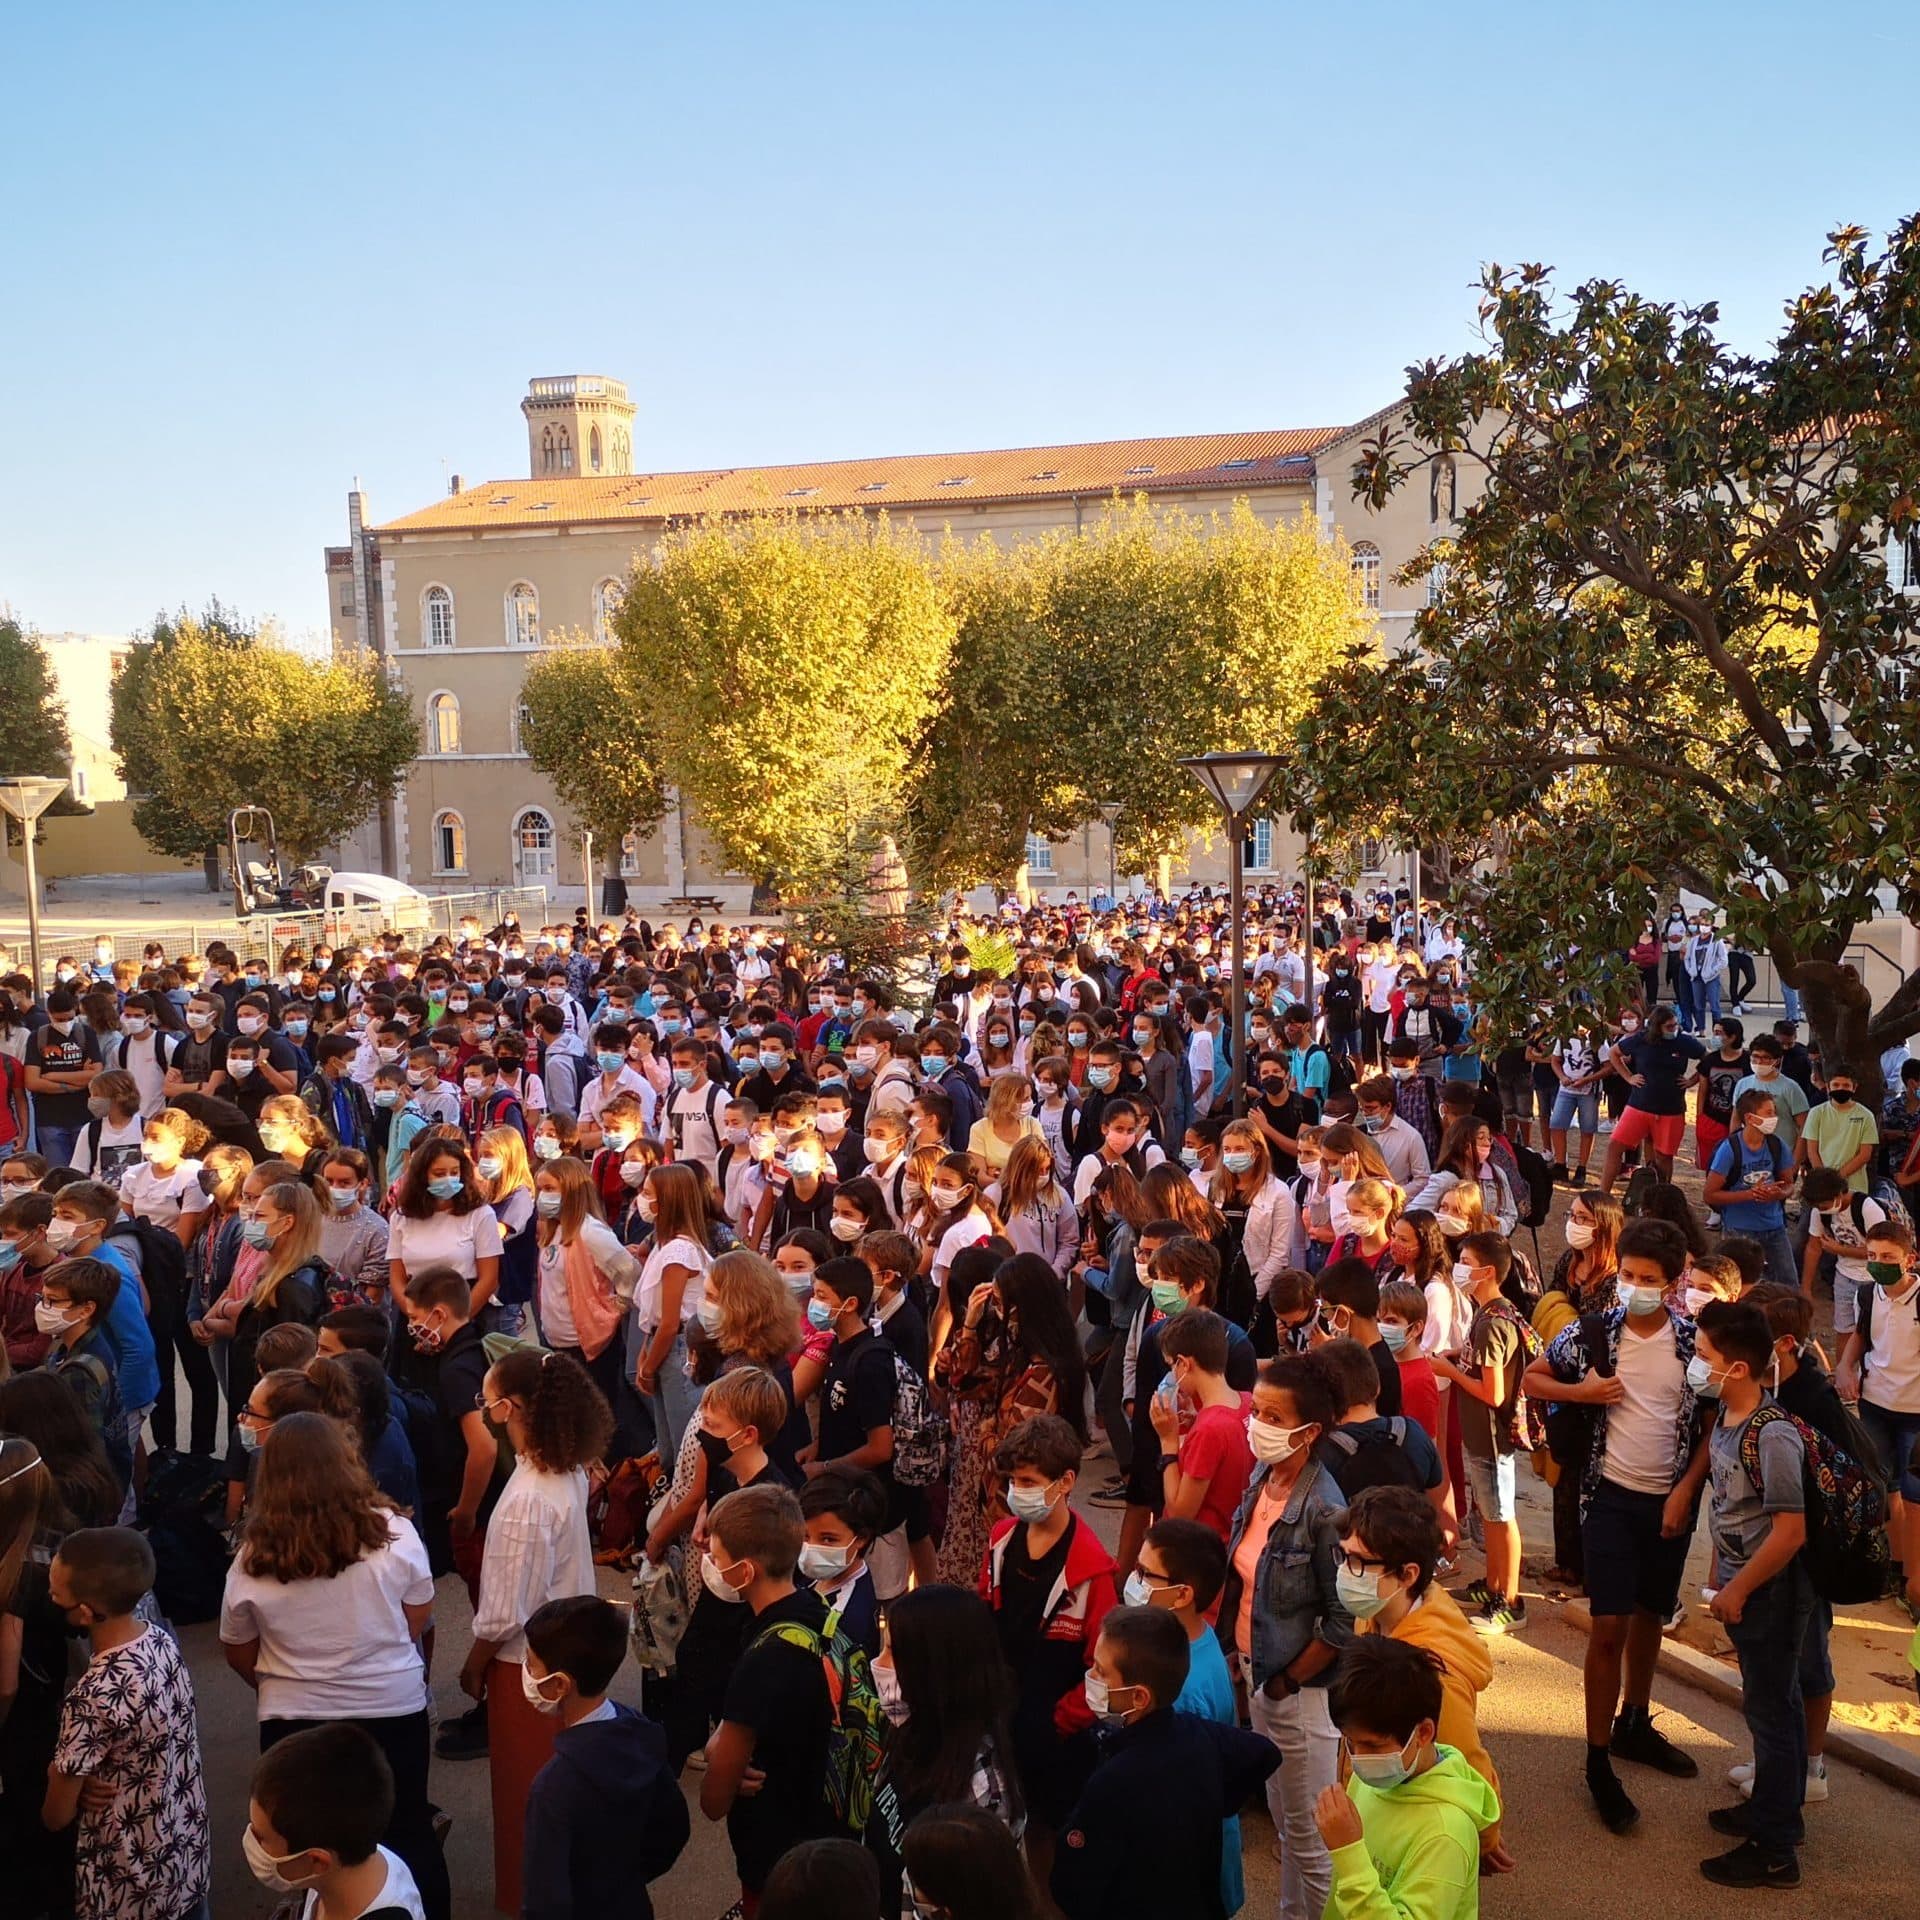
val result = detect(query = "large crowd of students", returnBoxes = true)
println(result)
[0,887,1916,1918]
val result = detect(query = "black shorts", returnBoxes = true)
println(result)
[1581,1477,1691,1619]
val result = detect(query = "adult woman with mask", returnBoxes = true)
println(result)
[219,1411,449,1920]
[966,1072,1045,1176]
[866,1584,1025,1907]
[933,1252,1087,1583]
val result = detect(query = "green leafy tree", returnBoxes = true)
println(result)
[518,635,668,854]
[1307,219,1920,1098]
[613,511,954,901]
[111,604,416,875]
[0,617,81,838]
[914,500,1368,889]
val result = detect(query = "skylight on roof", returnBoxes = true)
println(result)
[1029,469,1061,481]
[1125,465,1156,476]
[490,495,515,505]
[1220,458,1258,470]
[626,496,652,506]
[785,486,821,498]
[938,475,973,487]
[859,481,888,492]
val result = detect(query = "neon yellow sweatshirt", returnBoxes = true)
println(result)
[1326,1746,1500,1920]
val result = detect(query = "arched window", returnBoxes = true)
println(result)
[590,425,603,473]
[1426,561,1450,607]
[427,691,461,755]
[1350,541,1382,611]
[593,577,623,644]
[513,806,557,881]
[541,426,555,474]
[506,582,540,647]
[558,427,573,473]
[433,810,467,874]
[422,585,455,648]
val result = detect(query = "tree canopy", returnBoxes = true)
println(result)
[1302,218,1920,1095]
[518,635,668,852]
[0,617,80,830]
[614,512,954,901]
[912,499,1368,888]
[111,604,416,865]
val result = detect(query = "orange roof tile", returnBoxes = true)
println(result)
[373,426,1344,535]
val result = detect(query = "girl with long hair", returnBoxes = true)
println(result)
[630,1162,711,1459]
[212,1177,328,1461]
[966,1073,1043,1175]
[464,1348,612,1916]
[993,1134,1078,1281]
[316,1145,391,1307]
[256,1092,334,1186]
[475,1124,537,1331]
[903,1804,1041,1920]
[1410,1115,1520,1235]
[934,1251,1088,1583]
[387,1135,501,1317]
[0,1371,120,1526]
[921,1152,999,1321]
[220,1412,448,1920]
[1328,1174,1399,1275]
[533,1152,638,1409]
[1205,1118,1300,1340]
[869,1585,1025,1903]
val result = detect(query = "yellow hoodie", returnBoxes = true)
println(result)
[1357,1584,1503,1853]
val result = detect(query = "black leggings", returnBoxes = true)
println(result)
[149,1278,220,1456]
[263,1707,450,1920]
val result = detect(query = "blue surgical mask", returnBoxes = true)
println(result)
[427,1175,465,1201]
[1345,1728,1422,1790]
[597,1051,626,1074]
[1179,1146,1201,1168]
[285,1019,308,1037]
[1087,1065,1115,1090]
[920,1054,947,1078]
[241,1218,272,1250]
[672,1066,696,1090]
[0,1241,19,1272]
[238,1421,264,1454]
[1222,1149,1255,1174]
[806,1299,837,1332]
[660,1017,682,1035]
[1685,1355,1722,1398]
[1379,1321,1409,1353]
[759,1049,784,1071]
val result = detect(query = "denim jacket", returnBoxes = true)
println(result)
[1219,1457,1354,1690]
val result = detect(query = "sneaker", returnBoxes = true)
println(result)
[1471,1596,1528,1635]
[1088,1483,1131,1508]
[1700,1840,1799,1889]
[1551,1163,1569,1184]
[1587,1766,1640,1834]
[1452,1578,1494,1608]
[1661,1601,1687,1635]
[1706,1805,1754,1839]
[1610,1710,1699,1777]
[433,1703,489,1761]
[1570,1166,1588,1189]
[1736,1760,1829,1804]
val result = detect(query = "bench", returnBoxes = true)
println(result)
[661,894,725,915]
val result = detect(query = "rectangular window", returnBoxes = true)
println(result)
[1244,816,1274,872]
[1024,832,1055,874]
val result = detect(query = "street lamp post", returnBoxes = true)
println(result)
[1302,808,1317,1032]
[1096,801,1123,909]
[1179,754,1284,1118]
[0,777,70,991]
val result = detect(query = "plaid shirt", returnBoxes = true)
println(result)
[1544,1306,1705,1512]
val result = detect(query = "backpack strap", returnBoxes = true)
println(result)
[1323,1427,1360,1456]
[1735,1402,1791,1495]
[1388,1417,1407,1447]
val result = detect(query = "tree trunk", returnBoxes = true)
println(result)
[203,846,222,894]
[1789,961,1884,1108]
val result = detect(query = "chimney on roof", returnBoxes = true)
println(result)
[449,474,463,496]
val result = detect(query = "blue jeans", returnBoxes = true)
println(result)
[33,1120,81,1170]
[1694,976,1722,1028]
[645,1324,701,1463]
[1752,1228,1799,1292]
[1781,982,1802,1022]
[1725,1562,1814,1851]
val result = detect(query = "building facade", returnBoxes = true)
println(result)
[325,378,1456,907]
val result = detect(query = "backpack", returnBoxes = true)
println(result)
[1317,1416,1429,1495]
[667,1080,725,1164]
[1542,1311,1613,1466]
[1850,1183,1907,1232]
[137,1449,233,1626]
[1737,1403,1891,1604]
[889,1355,950,1488]
[1479,1298,1548,1454]
[748,1605,885,1834]
[1511,1140,1556,1230]
[105,1216,190,1314]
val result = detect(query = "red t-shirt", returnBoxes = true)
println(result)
[1396,1353,1441,1442]
[1179,1392,1255,1544]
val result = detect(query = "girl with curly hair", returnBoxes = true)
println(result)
[463,1348,612,1914]
[218,1411,448,1919]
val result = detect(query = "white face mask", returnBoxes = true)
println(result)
[242,1825,321,1893]
[797,1541,852,1582]
[1006,1480,1059,1523]
[520,1666,568,1714]
[1450,1259,1476,1288]
[701,1551,749,1604]
[1247,1417,1311,1464]
[1563,1218,1595,1250]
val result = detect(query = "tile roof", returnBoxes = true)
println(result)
[373,426,1345,535]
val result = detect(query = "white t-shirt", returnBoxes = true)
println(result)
[1816,1195,1884,1286]
[666,1078,726,1177]
[72,1116,145,1186]
[1602,1317,1686,1495]
[219,1512,433,1720]
[932,1206,993,1287]
[387,1203,502,1282]
[636,1233,709,1334]
[301,1846,425,1920]
[539,1216,640,1350]
[1187,1028,1216,1111]
[118,1158,210,1232]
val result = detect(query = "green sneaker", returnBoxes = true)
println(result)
[1471,1596,1529,1636]
[1453,1578,1495,1609]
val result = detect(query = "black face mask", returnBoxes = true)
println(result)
[1829,1089,1855,1106]
[696,1427,740,1468]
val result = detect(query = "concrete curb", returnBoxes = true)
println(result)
[1556,1595,1920,1799]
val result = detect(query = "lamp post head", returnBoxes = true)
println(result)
[0,776,69,826]
[1177,753,1285,826]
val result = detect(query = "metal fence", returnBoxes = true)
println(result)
[24,886,552,976]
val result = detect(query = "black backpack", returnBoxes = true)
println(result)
[106,1216,190,1313]
[1511,1140,1556,1230]
[1316,1416,1429,1496]
[137,1450,233,1626]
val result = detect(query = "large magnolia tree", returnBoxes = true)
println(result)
[913,499,1369,890]
[1302,219,1920,1099]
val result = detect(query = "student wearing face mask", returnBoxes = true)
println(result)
[1338,1486,1507,1867]
[531,1154,638,1408]
[1839,1217,1920,1619]
[1221,1354,1353,1920]
[517,1595,690,1920]
[24,987,104,1169]
[1730,1037,1810,1155]
[1314,1636,1502,1920]
[1526,1218,1707,1832]
[1053,1605,1280,1920]
[1703,1090,1799,1290]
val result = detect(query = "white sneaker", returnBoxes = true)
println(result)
[1734,1759,1827,1803]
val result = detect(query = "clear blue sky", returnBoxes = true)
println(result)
[4,0,1912,640]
